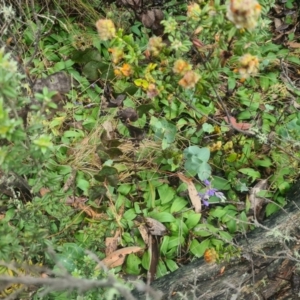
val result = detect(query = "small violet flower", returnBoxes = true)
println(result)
[198,179,227,207]
[203,179,210,186]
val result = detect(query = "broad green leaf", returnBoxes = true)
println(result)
[238,168,261,182]
[156,260,168,278]
[226,219,236,233]
[253,157,272,167]
[189,239,210,257]
[278,181,290,194]
[209,207,227,219]
[157,184,176,204]
[219,231,233,241]
[184,146,210,162]
[160,236,170,255]
[228,76,236,90]
[202,123,214,133]
[142,251,150,270]
[167,236,184,250]
[123,209,137,221]
[2,208,15,222]
[197,162,211,180]
[165,259,178,272]
[193,224,218,237]
[170,197,187,213]
[260,76,269,91]
[212,176,230,190]
[265,203,280,217]
[148,212,175,223]
[185,213,201,230]
[125,254,141,275]
[76,178,90,195]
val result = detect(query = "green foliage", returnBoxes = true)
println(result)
[1,0,300,297]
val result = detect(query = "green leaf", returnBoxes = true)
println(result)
[160,236,170,255]
[260,76,269,91]
[185,213,201,230]
[184,146,210,162]
[157,184,176,204]
[148,212,175,223]
[202,123,214,133]
[165,259,178,272]
[287,56,300,65]
[253,157,272,167]
[156,260,168,278]
[226,219,236,234]
[123,209,137,221]
[193,224,218,237]
[219,231,233,241]
[170,197,187,213]
[125,254,141,275]
[117,184,132,195]
[2,208,15,222]
[278,181,290,194]
[265,203,280,217]
[212,176,230,190]
[189,239,210,257]
[76,178,90,195]
[167,236,184,250]
[142,251,150,270]
[228,76,236,90]
[197,162,212,180]
[209,207,227,219]
[238,168,261,182]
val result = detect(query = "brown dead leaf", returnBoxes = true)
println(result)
[145,217,167,236]
[249,179,269,220]
[102,120,115,140]
[40,188,50,196]
[105,229,121,256]
[138,224,150,246]
[62,169,77,192]
[99,246,143,269]
[286,41,300,49]
[224,116,252,131]
[178,173,201,213]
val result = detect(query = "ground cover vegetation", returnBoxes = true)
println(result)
[1,0,300,298]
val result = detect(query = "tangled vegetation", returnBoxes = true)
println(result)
[1,0,300,298]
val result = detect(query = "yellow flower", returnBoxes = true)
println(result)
[209,141,222,152]
[108,47,124,64]
[147,84,159,98]
[114,63,133,77]
[95,19,116,41]
[238,54,259,80]
[173,59,192,75]
[227,0,261,30]
[147,37,165,57]
[178,70,200,89]
[187,3,201,21]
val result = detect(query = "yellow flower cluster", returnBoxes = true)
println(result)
[226,0,261,30]
[114,63,133,78]
[187,3,201,21]
[108,47,124,64]
[147,37,166,57]
[173,59,192,75]
[173,59,200,89]
[237,54,259,80]
[95,19,116,41]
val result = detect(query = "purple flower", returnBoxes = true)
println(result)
[207,188,217,196]
[202,199,210,207]
[198,193,210,207]
[203,179,210,186]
